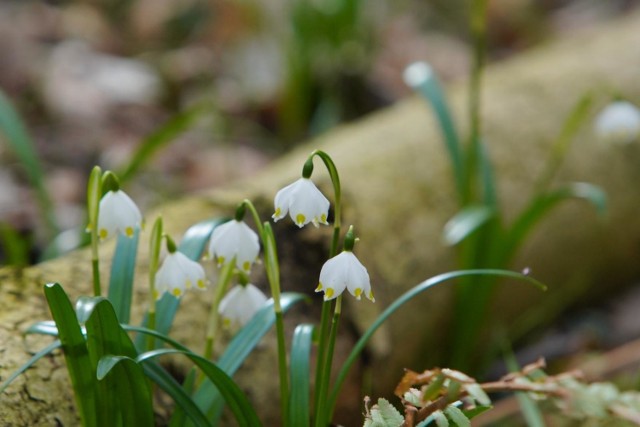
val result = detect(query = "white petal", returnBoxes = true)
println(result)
[272,178,330,228]
[97,190,142,239]
[208,220,260,272]
[595,101,640,144]
[318,251,373,302]
[154,251,207,299]
[219,284,268,327]
[272,179,299,221]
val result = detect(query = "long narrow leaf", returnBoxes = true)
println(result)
[44,283,97,427]
[534,93,594,194]
[118,103,213,183]
[96,355,154,427]
[192,293,308,421]
[0,89,57,237]
[327,270,546,419]
[137,348,262,427]
[108,227,140,323]
[503,182,606,260]
[404,62,464,196]
[443,205,494,246]
[83,297,149,427]
[0,339,61,393]
[288,324,314,427]
[144,362,211,427]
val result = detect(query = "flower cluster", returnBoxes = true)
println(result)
[273,173,374,303]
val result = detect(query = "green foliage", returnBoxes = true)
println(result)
[107,228,140,323]
[288,324,315,426]
[0,89,58,240]
[363,398,404,427]
[117,103,213,184]
[409,54,605,371]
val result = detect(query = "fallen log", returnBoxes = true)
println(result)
[2,10,640,426]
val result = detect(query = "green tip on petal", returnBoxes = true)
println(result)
[296,213,306,226]
[325,288,334,299]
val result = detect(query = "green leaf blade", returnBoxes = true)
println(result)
[288,324,314,427]
[138,348,262,427]
[44,283,98,427]
[108,227,140,324]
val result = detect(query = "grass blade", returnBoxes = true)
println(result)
[138,348,263,427]
[96,355,155,427]
[144,362,212,427]
[108,227,140,323]
[83,297,150,426]
[504,182,606,260]
[0,89,57,238]
[288,324,314,427]
[404,62,464,197]
[443,205,494,246]
[44,283,97,427]
[118,103,212,183]
[0,339,61,393]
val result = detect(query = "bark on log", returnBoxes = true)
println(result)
[3,11,640,426]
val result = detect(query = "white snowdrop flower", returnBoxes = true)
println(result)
[97,190,142,240]
[219,283,268,327]
[316,251,374,302]
[273,178,330,228]
[594,101,640,144]
[208,220,260,273]
[155,251,207,300]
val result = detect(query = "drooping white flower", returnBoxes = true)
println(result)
[219,283,268,327]
[316,251,374,302]
[272,178,330,228]
[97,190,142,239]
[208,220,260,273]
[155,251,207,299]
[594,101,640,144]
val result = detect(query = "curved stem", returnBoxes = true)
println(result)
[306,150,344,426]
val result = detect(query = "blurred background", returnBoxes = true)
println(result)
[0,0,638,265]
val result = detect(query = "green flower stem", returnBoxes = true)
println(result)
[462,0,488,205]
[87,166,102,297]
[241,199,290,424]
[204,260,235,361]
[306,150,343,426]
[262,222,289,426]
[314,295,342,427]
[146,217,163,351]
